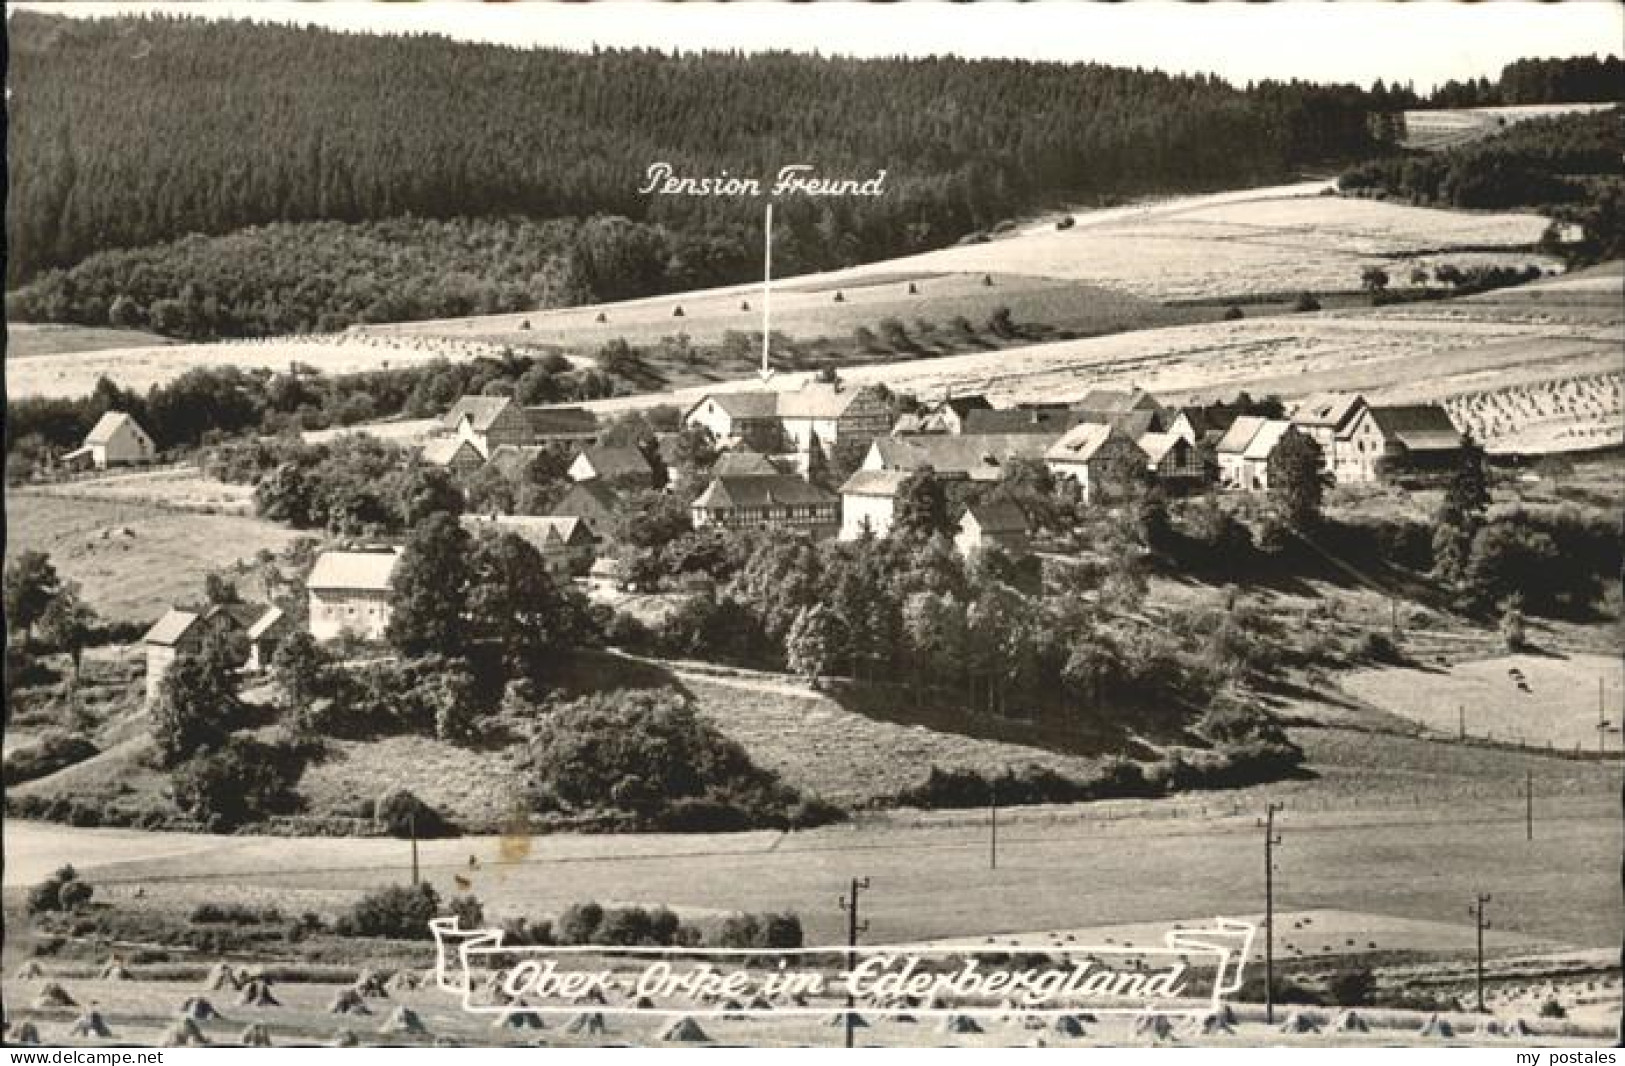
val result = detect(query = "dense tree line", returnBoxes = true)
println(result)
[1340,106,1622,209]
[1424,55,1625,109]
[9,12,1386,295]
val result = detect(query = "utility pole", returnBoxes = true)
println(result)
[410,812,420,887]
[1469,893,1492,1012]
[989,779,998,871]
[1525,770,1533,842]
[1458,705,1465,741]
[837,877,870,1049]
[1258,802,1283,1024]
[759,202,774,382]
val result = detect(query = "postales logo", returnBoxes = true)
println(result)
[428,916,1256,1019]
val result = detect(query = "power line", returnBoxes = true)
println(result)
[836,877,870,1049]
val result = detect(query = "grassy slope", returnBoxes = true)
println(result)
[4,491,302,623]
[5,322,175,358]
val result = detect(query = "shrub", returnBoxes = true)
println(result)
[191,902,283,925]
[1539,999,1567,1019]
[1327,968,1376,1007]
[1357,630,1404,664]
[334,883,440,940]
[170,737,306,829]
[2,732,98,785]
[446,894,484,930]
[27,866,91,915]
[556,902,604,945]
[374,788,456,839]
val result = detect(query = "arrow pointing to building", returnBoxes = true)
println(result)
[759,201,775,382]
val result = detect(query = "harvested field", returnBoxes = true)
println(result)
[1401,102,1620,152]
[22,466,261,516]
[5,323,176,358]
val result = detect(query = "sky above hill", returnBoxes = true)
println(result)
[15,0,1624,92]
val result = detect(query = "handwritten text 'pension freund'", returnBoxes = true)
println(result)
[639,163,887,199]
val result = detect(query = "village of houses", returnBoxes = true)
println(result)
[75,374,1470,697]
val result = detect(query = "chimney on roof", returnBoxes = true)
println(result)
[1030,409,1042,425]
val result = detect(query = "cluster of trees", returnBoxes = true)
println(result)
[10,12,1387,298]
[5,348,606,473]
[522,687,841,831]
[1339,107,1624,263]
[1430,440,1617,621]
[1423,56,1625,109]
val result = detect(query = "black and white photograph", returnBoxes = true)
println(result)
[3,0,1622,1053]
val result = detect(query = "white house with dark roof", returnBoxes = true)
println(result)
[568,445,656,487]
[862,433,1056,483]
[62,412,157,470]
[838,469,913,540]
[141,602,284,703]
[419,436,488,474]
[1214,417,1303,491]
[683,379,890,456]
[683,392,781,444]
[306,548,402,642]
[955,499,1030,556]
[1340,404,1465,482]
[1290,392,1370,481]
[441,396,598,454]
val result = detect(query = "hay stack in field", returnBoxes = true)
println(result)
[31,982,76,1009]
[1133,1013,1177,1042]
[939,1013,983,1035]
[69,1010,113,1039]
[380,1006,428,1036]
[14,960,45,980]
[161,1017,209,1047]
[329,1028,359,1047]
[1215,1003,1238,1027]
[239,1022,273,1047]
[1278,1011,1321,1034]
[1331,1010,1370,1033]
[98,958,132,981]
[10,1022,42,1044]
[572,986,608,1006]
[1476,1018,1506,1037]
[386,971,422,994]
[238,978,279,1007]
[179,996,224,1021]
[1050,1014,1086,1038]
[1191,1011,1234,1036]
[632,995,658,1010]
[203,962,241,990]
[746,993,775,1012]
[328,987,372,1016]
[353,969,391,998]
[493,1004,547,1031]
[565,1012,607,1036]
[1504,1018,1537,1038]
[1418,1014,1455,1039]
[656,1015,710,1043]
[825,1011,868,1029]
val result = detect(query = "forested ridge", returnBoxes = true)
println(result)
[7,12,1382,288]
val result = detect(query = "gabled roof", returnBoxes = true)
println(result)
[442,396,513,432]
[688,391,780,421]
[463,514,597,549]
[307,549,401,593]
[85,412,144,446]
[713,451,783,478]
[1136,431,1187,466]
[1073,408,1161,438]
[963,499,1028,534]
[867,434,1055,480]
[1242,421,1296,461]
[962,408,1085,435]
[838,469,914,498]
[1214,415,1269,456]
[246,605,287,641]
[142,608,202,647]
[420,437,487,466]
[573,446,654,481]
[1074,388,1164,415]
[1292,392,1367,430]
[777,382,884,420]
[937,394,993,418]
[1173,406,1242,440]
[692,475,836,511]
[1368,405,1463,452]
[524,406,599,438]
[551,480,622,521]
[1046,423,1147,464]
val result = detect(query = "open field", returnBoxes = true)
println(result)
[4,491,302,622]
[6,323,176,358]
[8,182,1565,404]
[2,966,1613,1048]
[1340,653,1625,753]
[1401,102,1620,152]
[5,332,559,402]
[20,465,261,515]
